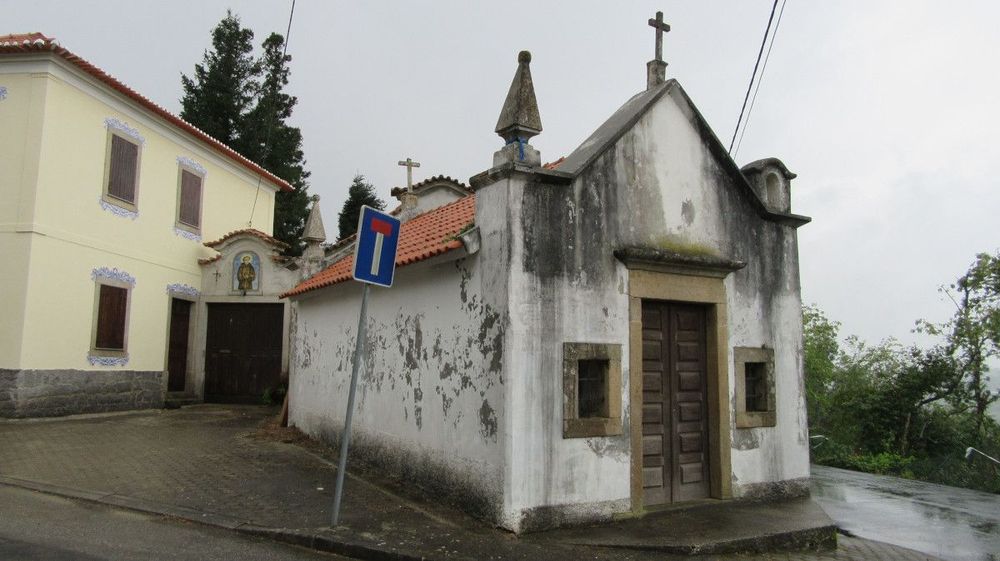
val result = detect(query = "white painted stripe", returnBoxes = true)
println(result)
[371,233,384,276]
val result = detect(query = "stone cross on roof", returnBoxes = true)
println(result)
[398,157,421,192]
[648,11,671,62]
[646,11,671,90]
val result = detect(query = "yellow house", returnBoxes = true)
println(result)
[0,33,293,417]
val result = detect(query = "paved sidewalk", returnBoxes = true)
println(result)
[0,405,944,561]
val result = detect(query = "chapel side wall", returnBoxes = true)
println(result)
[610,91,809,494]
[289,256,507,522]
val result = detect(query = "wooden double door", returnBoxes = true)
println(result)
[641,301,711,505]
[204,303,284,402]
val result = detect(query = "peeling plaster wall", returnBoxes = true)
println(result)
[289,252,508,523]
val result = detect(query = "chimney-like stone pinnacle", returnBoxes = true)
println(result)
[494,50,542,143]
[302,194,326,243]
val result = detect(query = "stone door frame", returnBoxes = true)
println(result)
[627,268,733,512]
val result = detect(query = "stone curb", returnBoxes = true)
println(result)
[560,524,839,555]
[0,476,426,561]
[236,526,428,561]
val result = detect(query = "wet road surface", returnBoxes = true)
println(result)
[811,464,999,561]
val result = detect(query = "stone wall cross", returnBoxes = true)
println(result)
[648,11,671,62]
[397,157,421,192]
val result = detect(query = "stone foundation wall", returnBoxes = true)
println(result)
[735,477,811,502]
[0,369,164,418]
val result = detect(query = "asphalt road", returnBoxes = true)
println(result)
[0,485,351,561]
[811,464,1000,561]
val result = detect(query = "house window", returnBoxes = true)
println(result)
[563,342,622,438]
[176,167,204,232]
[734,347,776,428]
[90,280,132,359]
[95,285,128,350]
[103,133,141,210]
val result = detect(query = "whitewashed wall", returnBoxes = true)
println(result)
[289,251,509,519]
[491,84,808,528]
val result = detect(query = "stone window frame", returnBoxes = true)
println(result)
[174,158,206,235]
[101,129,142,213]
[89,276,133,359]
[734,346,776,428]
[562,342,623,438]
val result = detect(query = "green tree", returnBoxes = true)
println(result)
[241,33,311,255]
[180,11,258,148]
[181,14,311,254]
[803,305,841,430]
[918,251,1000,439]
[337,175,385,240]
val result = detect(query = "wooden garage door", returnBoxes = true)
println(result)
[204,303,283,403]
[642,301,710,505]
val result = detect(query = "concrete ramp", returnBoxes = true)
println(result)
[534,497,837,555]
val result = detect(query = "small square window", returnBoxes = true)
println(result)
[734,347,776,428]
[563,343,622,438]
[176,167,204,233]
[578,359,609,418]
[103,133,140,210]
[745,362,769,412]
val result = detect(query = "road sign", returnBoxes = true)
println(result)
[351,206,401,287]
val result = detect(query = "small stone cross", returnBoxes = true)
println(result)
[397,157,421,192]
[648,11,671,62]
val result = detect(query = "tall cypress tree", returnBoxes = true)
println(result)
[242,33,311,255]
[180,11,257,148]
[338,175,385,240]
[181,14,311,254]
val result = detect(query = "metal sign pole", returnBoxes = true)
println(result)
[331,282,370,526]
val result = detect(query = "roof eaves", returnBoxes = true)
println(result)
[0,34,293,193]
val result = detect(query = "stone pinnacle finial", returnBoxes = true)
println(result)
[493,51,543,167]
[495,50,542,143]
[302,195,326,243]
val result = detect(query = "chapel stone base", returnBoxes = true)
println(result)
[0,369,164,418]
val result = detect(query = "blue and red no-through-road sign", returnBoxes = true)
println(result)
[351,205,401,287]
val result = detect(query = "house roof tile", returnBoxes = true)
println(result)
[283,194,475,298]
[0,33,293,192]
[203,228,289,250]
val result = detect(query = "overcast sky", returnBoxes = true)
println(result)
[6,1,999,349]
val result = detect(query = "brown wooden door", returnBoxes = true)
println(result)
[167,298,192,392]
[642,301,710,505]
[204,303,283,402]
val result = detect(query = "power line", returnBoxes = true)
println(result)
[728,0,779,155]
[249,0,297,227]
[734,0,787,158]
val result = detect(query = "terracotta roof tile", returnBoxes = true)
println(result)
[0,33,292,192]
[283,194,475,298]
[542,156,566,170]
[389,175,471,198]
[203,228,289,249]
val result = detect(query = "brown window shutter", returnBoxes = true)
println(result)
[178,170,202,228]
[107,136,138,203]
[95,285,128,350]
